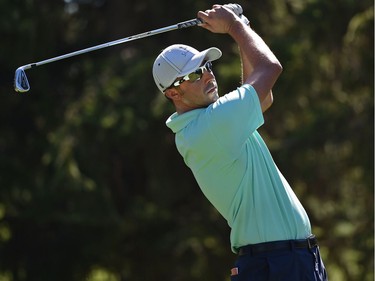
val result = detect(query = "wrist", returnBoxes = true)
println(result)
[228,19,247,36]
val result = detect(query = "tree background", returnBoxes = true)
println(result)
[0,0,373,280]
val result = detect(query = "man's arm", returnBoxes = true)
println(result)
[239,46,274,113]
[198,5,282,108]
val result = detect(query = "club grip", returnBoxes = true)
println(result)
[177,18,204,29]
[177,4,243,29]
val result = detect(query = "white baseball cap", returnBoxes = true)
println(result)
[152,44,222,93]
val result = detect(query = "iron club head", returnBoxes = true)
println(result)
[14,67,30,93]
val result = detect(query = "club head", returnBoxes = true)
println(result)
[14,67,30,93]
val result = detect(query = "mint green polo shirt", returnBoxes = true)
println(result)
[166,84,311,253]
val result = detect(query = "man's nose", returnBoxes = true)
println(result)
[203,70,215,82]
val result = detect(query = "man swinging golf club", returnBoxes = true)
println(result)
[152,4,328,281]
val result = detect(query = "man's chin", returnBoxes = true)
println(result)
[210,89,219,101]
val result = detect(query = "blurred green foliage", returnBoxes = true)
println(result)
[0,0,373,280]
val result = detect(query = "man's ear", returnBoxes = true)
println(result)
[164,88,181,100]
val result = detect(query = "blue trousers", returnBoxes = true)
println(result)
[230,245,328,281]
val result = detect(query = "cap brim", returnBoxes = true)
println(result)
[179,47,222,77]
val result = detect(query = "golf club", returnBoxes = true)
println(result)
[14,4,243,93]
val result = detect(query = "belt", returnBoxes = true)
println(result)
[238,235,318,256]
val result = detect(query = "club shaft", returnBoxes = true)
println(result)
[20,18,203,70]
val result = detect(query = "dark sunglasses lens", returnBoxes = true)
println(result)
[188,72,202,82]
[181,62,213,84]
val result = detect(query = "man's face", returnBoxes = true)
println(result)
[167,62,219,110]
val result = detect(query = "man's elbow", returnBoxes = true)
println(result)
[271,60,283,79]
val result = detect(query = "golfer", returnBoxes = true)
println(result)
[152,5,328,281]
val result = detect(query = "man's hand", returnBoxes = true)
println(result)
[197,5,243,34]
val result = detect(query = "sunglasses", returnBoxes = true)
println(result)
[171,61,213,88]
